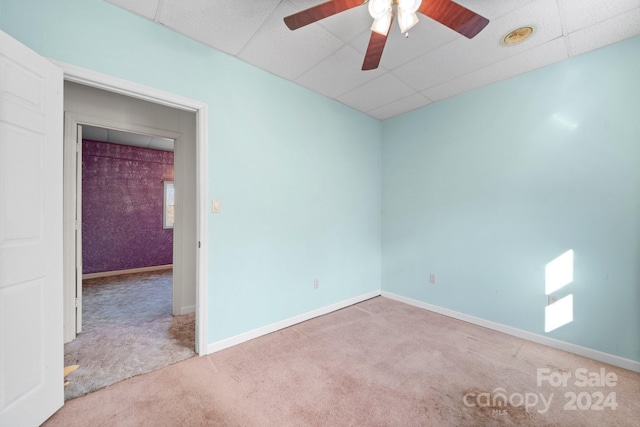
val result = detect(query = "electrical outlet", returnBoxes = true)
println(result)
[314,279,319,289]
[548,295,558,305]
[429,274,436,284]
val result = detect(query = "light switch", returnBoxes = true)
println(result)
[212,199,221,213]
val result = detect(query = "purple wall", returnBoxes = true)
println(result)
[82,140,174,274]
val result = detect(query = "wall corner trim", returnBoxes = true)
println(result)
[381,291,640,373]
[179,305,196,315]
[82,264,173,280]
[206,290,382,354]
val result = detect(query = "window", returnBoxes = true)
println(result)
[163,181,175,229]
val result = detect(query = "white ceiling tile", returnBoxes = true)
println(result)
[82,125,175,151]
[566,8,640,56]
[82,125,109,142]
[289,0,334,8]
[108,129,153,148]
[149,137,175,152]
[393,0,563,91]
[454,0,539,20]
[157,0,282,56]
[558,0,640,34]
[286,0,372,43]
[319,6,374,43]
[423,37,569,101]
[105,0,160,20]
[238,1,344,80]
[367,93,432,120]
[295,45,387,98]
[106,0,638,118]
[389,50,446,92]
[337,73,417,112]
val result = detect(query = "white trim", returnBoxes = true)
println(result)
[179,305,196,315]
[51,60,203,113]
[206,291,381,354]
[55,60,209,356]
[62,113,77,341]
[82,265,173,280]
[382,291,640,373]
[195,91,209,356]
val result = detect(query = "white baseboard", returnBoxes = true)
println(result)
[382,291,640,373]
[206,290,381,354]
[82,264,173,280]
[178,305,195,315]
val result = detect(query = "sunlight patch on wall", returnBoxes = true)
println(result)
[551,113,578,131]
[545,250,573,294]
[545,250,574,332]
[545,294,574,332]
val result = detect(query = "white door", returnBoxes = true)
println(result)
[0,30,64,426]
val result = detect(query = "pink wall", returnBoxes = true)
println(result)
[82,140,174,274]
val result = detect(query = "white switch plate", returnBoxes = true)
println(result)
[212,199,221,213]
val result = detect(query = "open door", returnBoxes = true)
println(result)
[0,30,64,425]
[75,125,83,334]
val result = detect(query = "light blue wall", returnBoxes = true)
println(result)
[382,36,640,362]
[0,0,382,343]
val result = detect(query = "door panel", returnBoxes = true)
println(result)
[0,30,64,425]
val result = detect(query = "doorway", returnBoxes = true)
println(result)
[77,125,179,327]
[64,81,199,398]
[0,32,208,424]
[58,64,209,387]
[58,67,209,353]
[63,80,198,334]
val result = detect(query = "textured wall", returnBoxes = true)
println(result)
[82,140,174,274]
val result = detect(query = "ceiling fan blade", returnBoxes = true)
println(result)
[418,0,489,38]
[362,32,388,70]
[362,15,394,71]
[284,0,365,30]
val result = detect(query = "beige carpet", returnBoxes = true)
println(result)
[49,297,639,426]
[63,271,196,400]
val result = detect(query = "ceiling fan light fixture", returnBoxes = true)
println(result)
[369,0,422,35]
[397,10,419,33]
[284,0,488,71]
[371,11,394,35]
[368,0,392,20]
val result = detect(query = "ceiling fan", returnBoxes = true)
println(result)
[284,0,489,70]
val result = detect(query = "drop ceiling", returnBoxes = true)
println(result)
[82,125,175,151]
[104,0,640,120]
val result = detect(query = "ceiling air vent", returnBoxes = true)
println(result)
[502,26,534,45]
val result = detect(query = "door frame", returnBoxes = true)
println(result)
[65,114,183,335]
[56,60,208,355]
